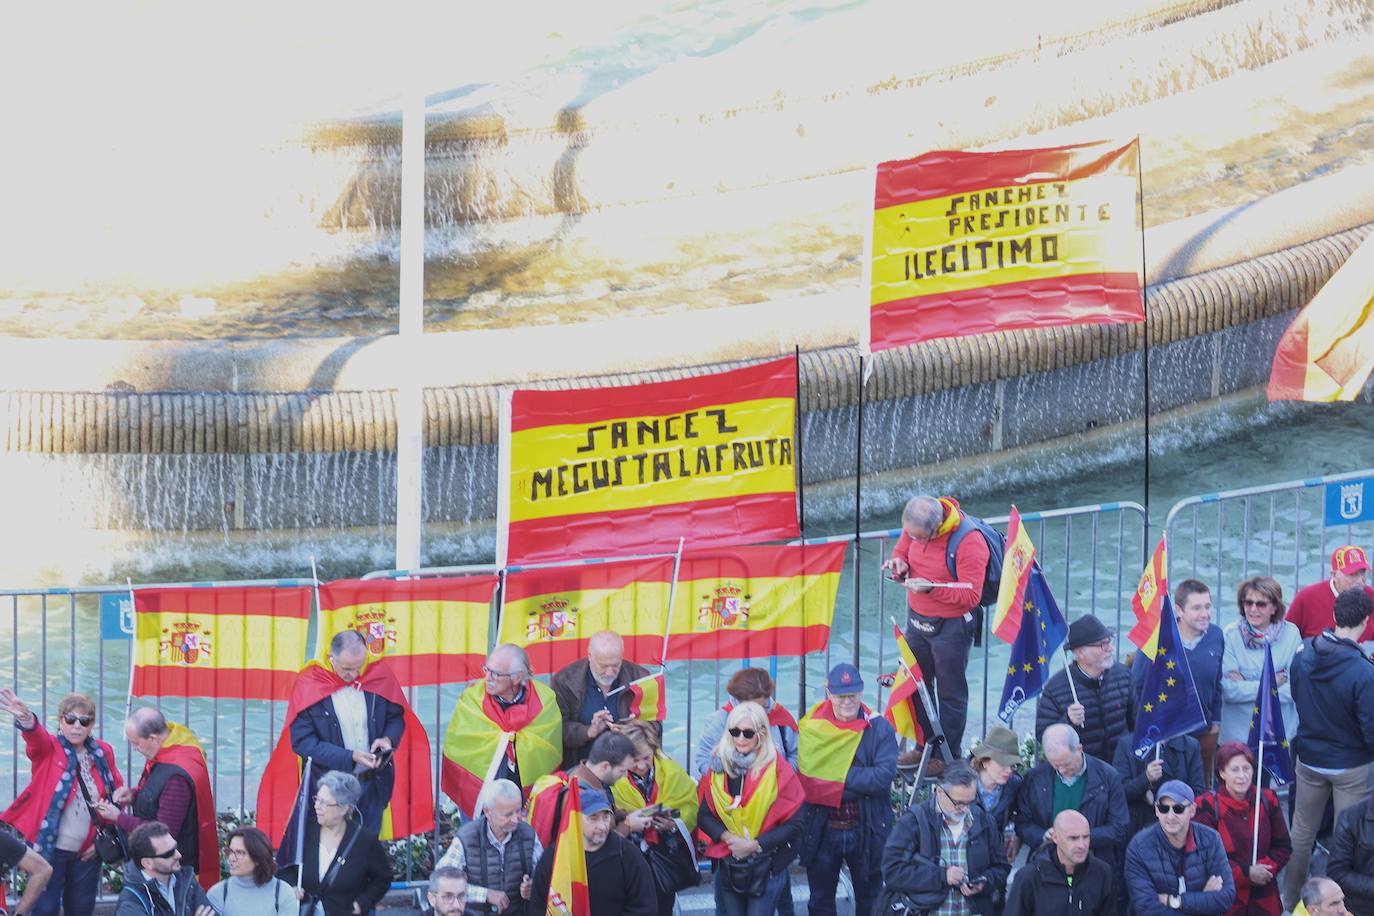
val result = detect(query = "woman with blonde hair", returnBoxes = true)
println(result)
[614,720,700,915]
[696,701,805,916]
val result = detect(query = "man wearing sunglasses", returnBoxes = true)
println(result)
[113,822,215,916]
[1123,780,1233,914]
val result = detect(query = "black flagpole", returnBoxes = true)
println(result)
[1137,136,1151,524]
[853,354,865,668]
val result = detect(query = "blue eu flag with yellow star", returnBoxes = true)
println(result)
[1131,594,1207,759]
[997,562,1067,725]
[1247,641,1294,785]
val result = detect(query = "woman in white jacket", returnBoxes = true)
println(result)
[1219,575,1303,746]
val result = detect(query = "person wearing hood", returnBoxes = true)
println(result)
[881,494,989,758]
[114,822,215,916]
[1004,809,1114,915]
[1283,587,1374,910]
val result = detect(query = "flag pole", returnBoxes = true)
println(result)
[852,354,865,668]
[1062,647,1081,706]
[124,578,138,719]
[295,756,312,889]
[1136,135,1151,522]
[659,537,686,667]
[309,555,323,656]
[1252,646,1269,866]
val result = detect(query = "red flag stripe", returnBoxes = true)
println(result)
[133,587,312,617]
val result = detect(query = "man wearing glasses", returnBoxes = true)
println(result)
[425,865,468,916]
[796,663,898,916]
[441,644,563,820]
[1123,780,1233,914]
[1036,615,1135,761]
[877,760,1009,916]
[114,821,215,916]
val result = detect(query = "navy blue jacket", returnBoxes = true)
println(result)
[1132,624,1225,732]
[1112,733,1205,835]
[1291,631,1374,769]
[1123,822,1235,915]
[1014,755,1130,863]
[798,713,898,873]
[290,688,405,834]
[878,797,1010,916]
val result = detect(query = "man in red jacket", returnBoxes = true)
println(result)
[1286,545,1374,641]
[881,495,988,759]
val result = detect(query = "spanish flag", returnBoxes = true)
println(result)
[626,672,667,722]
[696,756,804,859]
[131,586,312,701]
[546,779,590,916]
[317,575,496,686]
[868,139,1143,351]
[1269,229,1374,401]
[1129,537,1168,660]
[440,680,563,818]
[797,699,869,807]
[140,723,219,889]
[500,557,675,674]
[610,751,699,834]
[498,356,799,567]
[255,654,434,843]
[883,625,926,744]
[992,506,1035,644]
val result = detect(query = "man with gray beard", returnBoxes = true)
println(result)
[552,630,661,770]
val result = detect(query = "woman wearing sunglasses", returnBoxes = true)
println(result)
[1219,577,1300,747]
[1194,743,1291,916]
[696,701,806,916]
[0,687,125,916]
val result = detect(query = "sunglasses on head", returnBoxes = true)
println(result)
[727,727,757,739]
[1156,802,1189,814]
[63,713,95,727]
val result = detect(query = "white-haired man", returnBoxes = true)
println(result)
[437,779,540,913]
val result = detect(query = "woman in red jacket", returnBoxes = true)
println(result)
[1194,742,1291,916]
[0,687,124,916]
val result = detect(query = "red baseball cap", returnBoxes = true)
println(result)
[1332,545,1370,575]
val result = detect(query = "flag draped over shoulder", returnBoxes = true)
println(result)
[867,139,1143,351]
[1130,596,1207,759]
[883,624,926,744]
[545,778,590,916]
[255,656,434,843]
[440,680,562,818]
[132,586,312,700]
[1268,230,1374,402]
[797,699,869,807]
[145,723,219,889]
[1129,537,1168,659]
[696,757,804,859]
[1247,642,1295,785]
[610,752,699,834]
[318,576,496,686]
[626,672,667,721]
[996,563,1068,725]
[498,355,799,566]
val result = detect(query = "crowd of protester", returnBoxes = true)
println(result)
[2,493,1374,915]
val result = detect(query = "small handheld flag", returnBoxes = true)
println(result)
[883,624,926,744]
[996,561,1068,725]
[546,780,590,916]
[1247,642,1294,785]
[1129,537,1168,659]
[1130,595,1207,759]
[626,672,667,722]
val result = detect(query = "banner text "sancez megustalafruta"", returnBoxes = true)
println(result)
[528,407,793,502]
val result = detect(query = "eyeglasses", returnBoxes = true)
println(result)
[937,786,974,811]
[1086,638,1114,649]
[148,845,180,859]
[482,666,514,679]
[63,713,95,727]
[727,727,757,739]
[1156,802,1189,814]
[1242,599,1272,608]
[432,892,463,904]
[313,798,342,809]
[226,847,250,858]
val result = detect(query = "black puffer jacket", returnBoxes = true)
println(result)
[1328,791,1374,915]
[1036,662,1135,761]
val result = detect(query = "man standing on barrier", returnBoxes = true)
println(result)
[95,708,218,889]
[552,630,661,771]
[881,494,991,760]
[796,663,897,916]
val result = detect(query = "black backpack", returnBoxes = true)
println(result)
[944,514,1006,609]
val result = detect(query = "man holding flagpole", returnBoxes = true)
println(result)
[552,630,661,771]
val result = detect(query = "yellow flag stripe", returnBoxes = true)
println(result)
[134,613,308,670]
[316,599,490,657]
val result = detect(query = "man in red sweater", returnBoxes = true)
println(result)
[881,495,988,759]
[1286,545,1374,641]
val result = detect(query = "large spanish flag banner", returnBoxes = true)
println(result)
[1268,230,1374,401]
[867,138,1143,352]
[497,356,799,566]
[131,586,312,700]
[317,576,497,686]
[500,557,675,674]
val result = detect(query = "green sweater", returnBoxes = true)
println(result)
[1052,773,1086,818]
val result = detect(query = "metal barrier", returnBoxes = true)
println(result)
[1164,467,1374,602]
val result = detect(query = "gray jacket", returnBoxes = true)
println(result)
[692,704,798,779]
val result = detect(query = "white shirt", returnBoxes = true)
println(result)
[331,684,369,753]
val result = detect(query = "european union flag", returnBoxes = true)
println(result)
[997,562,1067,725]
[1247,641,1295,785]
[1131,594,1207,759]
